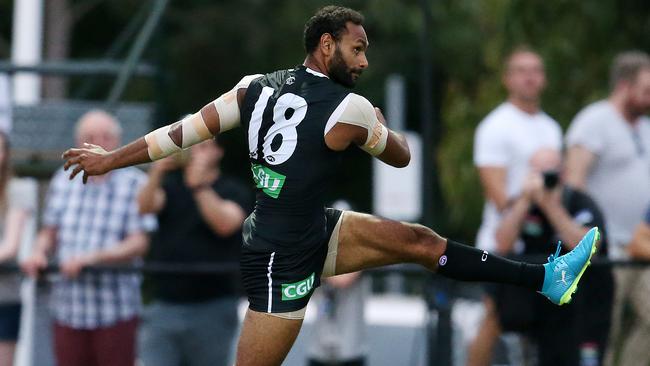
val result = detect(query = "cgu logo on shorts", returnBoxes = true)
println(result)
[281,273,316,301]
[251,164,286,199]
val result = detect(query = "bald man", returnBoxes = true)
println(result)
[74,110,123,154]
[22,110,157,366]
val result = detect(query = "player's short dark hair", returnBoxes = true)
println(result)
[303,6,364,54]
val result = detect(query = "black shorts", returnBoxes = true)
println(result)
[241,208,343,313]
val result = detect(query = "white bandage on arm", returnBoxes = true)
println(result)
[180,112,213,148]
[214,74,264,133]
[144,124,182,161]
[145,74,263,161]
[145,112,212,161]
[331,93,389,156]
[213,92,240,132]
[363,120,389,156]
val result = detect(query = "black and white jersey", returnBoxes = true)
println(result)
[240,65,350,253]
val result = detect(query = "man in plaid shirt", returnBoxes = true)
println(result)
[23,110,156,366]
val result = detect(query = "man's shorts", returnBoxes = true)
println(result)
[0,303,21,341]
[241,208,343,314]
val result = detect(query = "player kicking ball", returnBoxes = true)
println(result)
[62,6,599,366]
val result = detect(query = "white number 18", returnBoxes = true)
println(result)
[248,86,307,165]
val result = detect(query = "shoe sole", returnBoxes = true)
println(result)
[558,229,599,305]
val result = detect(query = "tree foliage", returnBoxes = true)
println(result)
[0,0,648,239]
[432,0,649,240]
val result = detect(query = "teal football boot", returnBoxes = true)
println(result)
[540,227,600,305]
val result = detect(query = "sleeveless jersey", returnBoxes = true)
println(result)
[240,66,350,253]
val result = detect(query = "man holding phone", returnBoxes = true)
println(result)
[137,138,253,366]
[469,47,563,366]
[469,148,613,365]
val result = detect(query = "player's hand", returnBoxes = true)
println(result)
[62,143,112,183]
[21,251,48,278]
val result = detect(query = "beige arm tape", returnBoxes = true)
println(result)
[144,124,182,161]
[214,74,263,133]
[145,74,262,161]
[337,93,389,156]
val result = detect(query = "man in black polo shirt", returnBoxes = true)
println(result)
[468,148,613,366]
[137,139,252,366]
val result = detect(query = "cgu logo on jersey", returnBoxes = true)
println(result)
[251,164,286,199]
[282,273,316,301]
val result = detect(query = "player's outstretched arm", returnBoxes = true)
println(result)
[62,102,224,183]
[63,139,150,181]
[325,93,410,168]
[63,74,261,183]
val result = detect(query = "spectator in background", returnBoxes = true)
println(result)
[469,47,561,365]
[307,272,367,366]
[623,205,650,365]
[307,200,368,366]
[473,47,562,255]
[0,74,11,133]
[468,148,612,366]
[0,132,36,366]
[565,51,650,366]
[21,110,156,366]
[137,138,251,366]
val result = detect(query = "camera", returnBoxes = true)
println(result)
[542,171,560,189]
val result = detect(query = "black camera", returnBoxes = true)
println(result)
[542,171,560,189]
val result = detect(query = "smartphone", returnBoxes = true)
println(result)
[543,171,559,189]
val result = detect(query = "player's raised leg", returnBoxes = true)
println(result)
[333,211,448,273]
[235,310,303,366]
[332,211,600,305]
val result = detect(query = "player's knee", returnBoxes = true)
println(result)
[407,224,446,261]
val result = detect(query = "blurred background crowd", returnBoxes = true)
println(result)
[0,1,649,365]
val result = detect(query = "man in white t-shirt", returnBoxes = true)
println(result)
[473,48,562,253]
[565,51,650,366]
[468,48,562,366]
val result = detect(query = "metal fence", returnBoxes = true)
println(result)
[0,258,645,366]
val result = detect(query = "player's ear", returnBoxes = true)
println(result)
[320,33,335,56]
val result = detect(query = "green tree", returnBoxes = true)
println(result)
[1,0,648,240]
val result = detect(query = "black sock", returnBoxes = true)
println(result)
[436,239,545,291]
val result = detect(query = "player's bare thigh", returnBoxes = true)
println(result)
[235,309,303,366]
[333,211,447,275]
